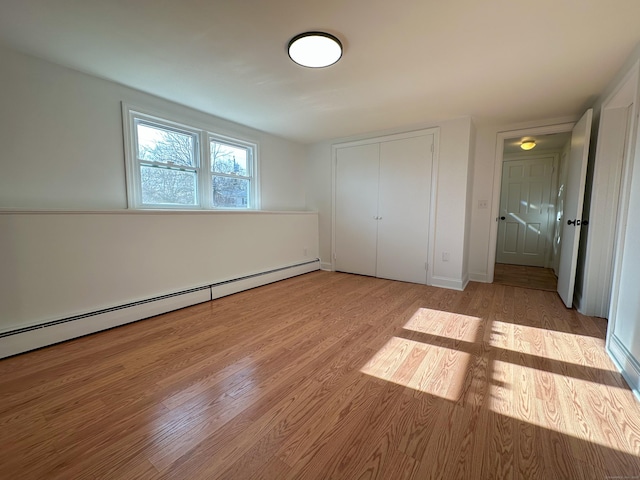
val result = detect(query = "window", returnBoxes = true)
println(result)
[210,137,252,208]
[123,107,258,209]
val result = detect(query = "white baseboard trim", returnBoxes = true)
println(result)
[0,259,320,359]
[430,276,467,291]
[608,334,640,401]
[469,272,490,283]
[320,262,333,271]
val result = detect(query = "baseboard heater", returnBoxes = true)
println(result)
[0,259,320,359]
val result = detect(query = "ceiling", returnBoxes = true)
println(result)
[1,0,639,144]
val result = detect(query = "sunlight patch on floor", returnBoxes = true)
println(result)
[488,359,640,457]
[360,336,471,401]
[403,308,482,343]
[493,320,613,371]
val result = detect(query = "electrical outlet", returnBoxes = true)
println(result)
[442,252,450,262]
[478,200,488,209]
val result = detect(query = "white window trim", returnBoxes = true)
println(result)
[122,103,260,210]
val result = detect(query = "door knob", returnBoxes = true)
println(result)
[567,219,581,226]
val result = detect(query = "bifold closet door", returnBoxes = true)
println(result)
[376,135,433,284]
[335,143,380,277]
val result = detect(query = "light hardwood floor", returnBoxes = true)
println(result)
[1,271,639,479]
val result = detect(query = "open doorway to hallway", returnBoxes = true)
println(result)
[493,132,572,292]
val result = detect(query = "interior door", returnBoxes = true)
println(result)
[496,156,554,267]
[557,109,593,308]
[335,143,380,277]
[376,135,433,284]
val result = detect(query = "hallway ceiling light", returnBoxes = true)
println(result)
[288,32,342,68]
[521,140,536,151]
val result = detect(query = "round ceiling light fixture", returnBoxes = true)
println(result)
[520,140,536,151]
[288,32,342,68]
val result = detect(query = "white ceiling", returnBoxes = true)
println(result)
[1,0,639,144]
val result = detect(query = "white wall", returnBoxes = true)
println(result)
[306,117,474,289]
[462,121,476,286]
[0,45,318,347]
[432,118,474,289]
[0,45,306,211]
[306,142,334,270]
[0,211,318,334]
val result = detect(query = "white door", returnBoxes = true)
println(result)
[335,143,380,276]
[557,109,593,308]
[376,135,433,284]
[496,156,554,267]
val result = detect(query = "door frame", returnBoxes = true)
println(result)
[331,127,440,285]
[487,122,575,283]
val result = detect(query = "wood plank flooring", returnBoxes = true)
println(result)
[493,263,558,292]
[1,271,639,479]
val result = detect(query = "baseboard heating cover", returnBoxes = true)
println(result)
[0,259,320,359]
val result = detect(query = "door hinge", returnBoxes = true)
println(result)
[425,262,428,271]
[431,143,434,153]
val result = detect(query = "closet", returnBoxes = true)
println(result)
[334,132,435,284]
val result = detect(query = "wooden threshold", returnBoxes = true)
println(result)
[1,271,638,479]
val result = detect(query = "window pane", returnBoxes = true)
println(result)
[212,176,249,208]
[210,141,248,175]
[141,165,197,205]
[137,122,196,167]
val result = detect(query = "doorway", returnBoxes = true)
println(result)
[493,131,572,291]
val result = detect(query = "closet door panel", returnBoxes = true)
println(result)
[376,135,433,284]
[335,143,380,276]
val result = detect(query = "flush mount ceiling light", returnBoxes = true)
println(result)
[288,32,342,68]
[521,140,536,151]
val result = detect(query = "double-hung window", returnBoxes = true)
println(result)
[124,106,259,209]
[210,136,254,208]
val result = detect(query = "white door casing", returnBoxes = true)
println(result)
[496,156,554,267]
[557,109,593,308]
